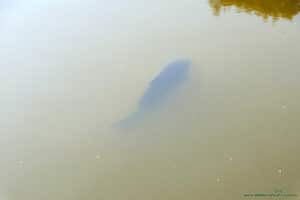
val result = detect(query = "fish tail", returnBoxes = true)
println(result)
[113,111,144,129]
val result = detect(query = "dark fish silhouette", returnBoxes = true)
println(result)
[115,59,191,129]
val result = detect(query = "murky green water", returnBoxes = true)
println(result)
[0,0,300,199]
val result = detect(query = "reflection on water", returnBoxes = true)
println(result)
[116,60,190,129]
[209,0,300,20]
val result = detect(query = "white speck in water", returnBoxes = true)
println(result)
[217,178,221,182]
[17,160,24,165]
[95,155,101,160]
[278,169,283,174]
[282,105,287,109]
[228,156,233,161]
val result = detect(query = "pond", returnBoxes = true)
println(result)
[0,0,299,199]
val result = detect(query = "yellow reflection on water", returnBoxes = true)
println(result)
[209,0,300,20]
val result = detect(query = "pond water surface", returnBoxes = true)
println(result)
[0,0,300,200]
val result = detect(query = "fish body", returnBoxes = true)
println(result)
[115,59,191,129]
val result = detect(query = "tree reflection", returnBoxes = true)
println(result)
[209,0,300,21]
